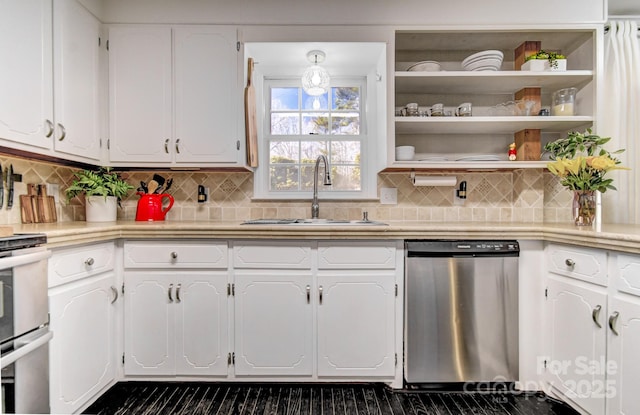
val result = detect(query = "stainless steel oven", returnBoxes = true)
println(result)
[0,234,51,414]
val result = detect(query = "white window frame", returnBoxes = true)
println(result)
[253,71,377,200]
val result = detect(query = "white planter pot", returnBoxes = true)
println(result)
[85,196,117,222]
[521,59,567,72]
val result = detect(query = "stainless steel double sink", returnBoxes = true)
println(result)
[242,218,387,226]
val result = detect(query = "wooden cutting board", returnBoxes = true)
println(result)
[20,184,57,223]
[244,57,259,167]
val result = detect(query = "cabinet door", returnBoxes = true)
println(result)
[108,26,172,163]
[607,296,640,415]
[0,0,53,149]
[53,0,101,161]
[49,272,117,414]
[545,276,607,415]
[174,26,239,164]
[317,273,396,377]
[175,273,229,376]
[124,272,174,375]
[234,273,313,376]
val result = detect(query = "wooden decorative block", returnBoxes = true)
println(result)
[514,129,541,161]
[514,41,541,70]
[515,87,541,115]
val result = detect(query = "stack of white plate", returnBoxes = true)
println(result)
[406,60,442,72]
[461,50,504,71]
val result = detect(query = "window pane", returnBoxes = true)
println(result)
[302,114,329,135]
[300,141,328,163]
[331,114,360,135]
[332,87,360,110]
[331,141,360,163]
[302,93,328,110]
[300,164,333,192]
[270,165,299,191]
[271,87,299,110]
[329,166,361,191]
[271,113,299,135]
[270,141,299,163]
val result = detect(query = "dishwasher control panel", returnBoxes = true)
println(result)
[406,240,519,256]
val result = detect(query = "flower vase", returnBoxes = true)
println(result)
[572,190,597,226]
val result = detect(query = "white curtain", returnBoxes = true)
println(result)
[601,20,640,224]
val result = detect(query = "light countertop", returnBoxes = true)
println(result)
[10,220,640,254]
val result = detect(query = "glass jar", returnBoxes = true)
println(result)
[552,87,577,116]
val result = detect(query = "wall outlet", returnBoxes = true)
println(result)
[380,187,397,205]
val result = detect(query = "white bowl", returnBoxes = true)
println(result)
[462,57,503,71]
[461,50,504,66]
[395,146,415,161]
[407,60,442,72]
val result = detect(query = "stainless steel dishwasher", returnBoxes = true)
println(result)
[404,240,519,386]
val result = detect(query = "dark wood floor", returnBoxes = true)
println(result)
[83,382,579,415]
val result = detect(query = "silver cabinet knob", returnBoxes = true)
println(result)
[85,257,95,266]
[171,252,178,260]
[565,258,575,267]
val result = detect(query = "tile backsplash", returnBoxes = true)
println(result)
[0,154,571,225]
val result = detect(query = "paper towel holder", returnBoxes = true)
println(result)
[410,172,457,187]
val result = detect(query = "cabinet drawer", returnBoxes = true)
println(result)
[614,253,640,297]
[123,240,228,269]
[546,243,607,286]
[233,241,312,269]
[318,241,397,269]
[49,242,115,288]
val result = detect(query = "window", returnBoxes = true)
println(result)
[255,78,372,199]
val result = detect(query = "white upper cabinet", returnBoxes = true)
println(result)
[108,25,241,167]
[108,26,173,163]
[0,0,54,150]
[174,26,239,163]
[53,0,102,161]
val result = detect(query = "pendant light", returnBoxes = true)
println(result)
[301,50,330,96]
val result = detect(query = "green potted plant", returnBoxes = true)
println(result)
[65,167,134,222]
[523,50,567,71]
[544,130,627,226]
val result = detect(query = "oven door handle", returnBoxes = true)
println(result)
[0,330,53,369]
[0,249,51,271]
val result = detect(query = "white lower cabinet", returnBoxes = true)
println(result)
[545,275,607,415]
[606,251,640,415]
[317,273,396,377]
[545,245,640,415]
[124,272,229,376]
[49,272,118,414]
[234,273,313,376]
[231,240,401,381]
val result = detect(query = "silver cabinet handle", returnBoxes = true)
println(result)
[176,284,181,303]
[171,252,178,260]
[592,305,602,328]
[306,285,310,304]
[164,138,170,153]
[45,119,54,137]
[609,311,620,336]
[319,285,323,305]
[57,123,66,141]
[110,286,118,304]
[85,257,95,266]
[175,138,180,154]
[168,283,174,303]
[565,258,575,267]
